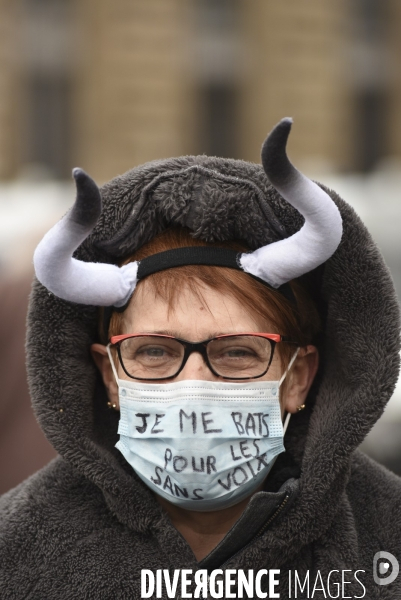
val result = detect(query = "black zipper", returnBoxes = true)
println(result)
[254,492,290,538]
[174,493,291,600]
[218,491,291,569]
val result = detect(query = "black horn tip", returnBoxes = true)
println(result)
[70,167,102,227]
[261,117,294,186]
[72,166,84,179]
[72,167,97,189]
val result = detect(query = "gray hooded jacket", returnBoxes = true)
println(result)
[1,151,401,599]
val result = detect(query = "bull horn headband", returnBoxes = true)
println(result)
[33,118,343,308]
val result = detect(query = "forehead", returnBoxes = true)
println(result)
[121,280,272,340]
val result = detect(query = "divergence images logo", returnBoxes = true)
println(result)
[373,551,399,586]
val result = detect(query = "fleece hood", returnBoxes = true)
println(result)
[26,144,400,561]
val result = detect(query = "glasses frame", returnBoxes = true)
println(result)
[109,332,296,381]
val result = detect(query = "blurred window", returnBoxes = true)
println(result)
[24,73,72,179]
[196,0,238,31]
[351,0,390,172]
[201,83,238,159]
[19,0,74,178]
[193,0,240,158]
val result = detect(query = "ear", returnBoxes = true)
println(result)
[282,345,319,414]
[91,343,120,410]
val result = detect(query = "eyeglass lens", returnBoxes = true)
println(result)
[118,335,273,380]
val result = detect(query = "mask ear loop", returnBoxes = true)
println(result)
[260,349,300,486]
[279,347,300,434]
[106,343,120,387]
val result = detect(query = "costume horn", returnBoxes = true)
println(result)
[34,119,343,309]
[33,168,138,307]
[239,118,343,287]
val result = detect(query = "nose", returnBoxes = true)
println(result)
[175,351,217,382]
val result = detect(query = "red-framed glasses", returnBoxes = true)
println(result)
[109,333,296,381]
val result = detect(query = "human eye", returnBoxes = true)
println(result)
[118,337,183,378]
[211,338,260,360]
[221,345,257,359]
[135,344,173,360]
[209,336,269,364]
[207,336,271,378]
[125,335,181,361]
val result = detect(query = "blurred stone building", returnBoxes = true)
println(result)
[0,0,400,182]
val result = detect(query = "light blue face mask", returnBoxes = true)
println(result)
[107,348,298,512]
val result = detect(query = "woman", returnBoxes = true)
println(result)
[90,225,321,563]
[1,119,400,598]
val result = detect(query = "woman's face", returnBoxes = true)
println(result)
[91,281,319,415]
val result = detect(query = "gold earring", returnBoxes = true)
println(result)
[107,401,112,409]
[297,404,306,412]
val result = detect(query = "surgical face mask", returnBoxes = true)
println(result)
[107,347,298,512]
